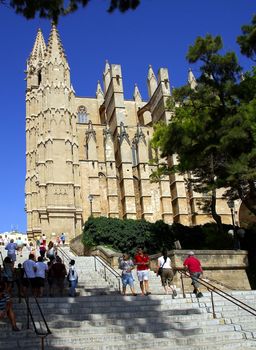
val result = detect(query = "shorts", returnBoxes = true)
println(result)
[22,278,37,289]
[161,268,174,286]
[7,254,16,262]
[190,272,201,289]
[122,273,134,287]
[35,277,45,288]
[137,270,149,282]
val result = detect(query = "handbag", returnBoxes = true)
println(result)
[157,257,167,277]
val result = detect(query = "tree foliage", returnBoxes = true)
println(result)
[151,18,256,225]
[82,216,174,255]
[5,0,141,23]
[82,216,236,253]
[237,14,256,62]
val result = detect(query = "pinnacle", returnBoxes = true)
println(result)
[133,83,142,102]
[148,64,156,79]
[28,28,46,66]
[46,23,68,64]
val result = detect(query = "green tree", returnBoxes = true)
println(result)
[151,28,256,230]
[4,0,140,23]
[237,14,256,62]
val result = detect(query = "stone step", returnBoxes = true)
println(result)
[1,330,247,348]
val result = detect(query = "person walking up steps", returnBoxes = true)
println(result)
[157,248,177,298]
[5,239,17,266]
[183,251,203,298]
[67,260,78,297]
[134,248,151,296]
[119,253,137,296]
[0,281,20,331]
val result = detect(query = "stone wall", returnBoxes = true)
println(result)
[150,250,251,291]
[70,240,251,291]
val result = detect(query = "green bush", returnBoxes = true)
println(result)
[82,217,244,254]
[82,217,174,255]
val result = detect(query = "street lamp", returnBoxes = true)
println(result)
[88,194,93,216]
[227,199,239,249]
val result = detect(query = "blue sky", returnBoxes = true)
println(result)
[0,0,255,233]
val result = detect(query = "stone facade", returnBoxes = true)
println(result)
[25,25,237,241]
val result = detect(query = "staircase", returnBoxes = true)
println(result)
[0,247,256,349]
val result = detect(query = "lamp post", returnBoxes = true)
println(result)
[227,199,239,250]
[88,194,93,216]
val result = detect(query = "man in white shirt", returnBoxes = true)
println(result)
[35,256,48,297]
[22,254,37,296]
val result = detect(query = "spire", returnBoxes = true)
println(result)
[45,24,68,65]
[96,80,104,99]
[188,68,197,89]
[133,83,142,102]
[147,65,157,98]
[104,60,110,74]
[28,28,46,68]
[103,60,111,93]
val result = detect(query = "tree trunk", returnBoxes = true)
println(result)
[211,189,224,234]
[238,180,256,216]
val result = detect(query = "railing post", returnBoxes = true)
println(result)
[210,290,216,319]
[180,273,186,298]
[104,266,107,281]
[41,336,44,350]
[94,256,97,271]
[26,297,30,329]
[118,278,121,293]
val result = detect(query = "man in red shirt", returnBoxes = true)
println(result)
[134,248,151,296]
[183,251,203,298]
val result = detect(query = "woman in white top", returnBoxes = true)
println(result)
[157,248,177,298]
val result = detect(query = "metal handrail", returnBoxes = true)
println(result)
[57,246,72,266]
[0,249,51,349]
[22,260,52,350]
[178,270,256,318]
[93,255,122,293]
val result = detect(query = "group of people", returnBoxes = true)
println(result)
[119,248,203,298]
[0,234,77,332]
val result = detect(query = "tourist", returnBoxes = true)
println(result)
[2,256,14,295]
[157,248,177,298]
[22,254,37,296]
[15,263,24,298]
[39,242,46,260]
[60,232,66,245]
[46,241,57,262]
[50,256,67,296]
[46,261,54,297]
[183,251,203,298]
[5,239,17,265]
[27,241,37,257]
[134,247,151,296]
[16,237,24,257]
[41,234,47,247]
[35,256,48,297]
[0,282,20,331]
[119,253,137,296]
[67,260,78,297]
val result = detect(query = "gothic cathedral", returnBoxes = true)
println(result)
[25,25,233,241]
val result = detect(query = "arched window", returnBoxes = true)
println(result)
[38,70,42,85]
[77,106,88,124]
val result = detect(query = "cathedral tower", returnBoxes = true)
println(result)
[25,26,82,240]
